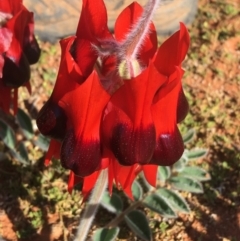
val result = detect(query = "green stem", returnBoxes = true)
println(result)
[74,169,108,241]
[104,186,157,228]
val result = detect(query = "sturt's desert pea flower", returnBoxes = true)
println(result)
[0,0,41,114]
[37,0,190,199]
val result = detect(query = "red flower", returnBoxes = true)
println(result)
[37,0,190,198]
[0,0,40,114]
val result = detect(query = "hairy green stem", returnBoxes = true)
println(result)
[74,169,108,241]
[104,187,157,228]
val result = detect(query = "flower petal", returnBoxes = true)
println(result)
[52,36,81,103]
[142,165,158,187]
[76,0,111,41]
[74,0,112,77]
[154,22,190,76]
[151,68,184,165]
[68,171,83,194]
[114,2,158,63]
[59,71,110,177]
[0,81,11,114]
[44,139,61,166]
[102,63,166,166]
[36,99,67,140]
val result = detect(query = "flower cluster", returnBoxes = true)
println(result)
[0,0,40,114]
[37,0,190,198]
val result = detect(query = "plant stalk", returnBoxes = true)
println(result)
[74,169,108,241]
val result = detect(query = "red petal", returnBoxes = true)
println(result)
[13,88,18,115]
[74,0,112,78]
[68,171,83,194]
[115,2,142,42]
[0,81,11,114]
[102,64,166,166]
[24,81,31,94]
[0,27,12,54]
[151,127,184,166]
[6,7,32,63]
[82,171,100,200]
[36,99,67,140]
[73,38,97,80]
[111,162,140,200]
[44,139,61,166]
[154,23,190,75]
[177,86,189,123]
[59,71,110,177]
[76,0,111,41]
[0,0,21,14]
[151,69,184,165]
[115,2,158,63]
[51,36,81,103]
[142,165,158,187]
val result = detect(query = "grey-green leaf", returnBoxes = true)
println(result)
[18,142,29,162]
[124,210,152,241]
[178,166,211,181]
[158,166,171,183]
[143,194,176,218]
[169,176,203,193]
[183,129,196,144]
[186,149,208,160]
[93,227,119,241]
[101,192,123,213]
[131,180,143,201]
[172,157,187,172]
[0,119,16,150]
[16,108,34,139]
[156,188,190,213]
[34,134,50,151]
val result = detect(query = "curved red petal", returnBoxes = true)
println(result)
[59,71,110,176]
[44,139,61,166]
[51,36,81,103]
[154,23,190,76]
[0,27,12,54]
[82,171,100,200]
[61,129,102,176]
[177,86,189,123]
[115,2,143,41]
[151,68,185,165]
[13,88,18,115]
[36,99,67,140]
[151,127,184,166]
[0,0,21,14]
[76,0,111,41]
[114,2,158,62]
[6,8,32,63]
[0,82,11,114]
[24,81,31,94]
[142,165,158,187]
[74,0,112,78]
[111,64,166,126]
[111,163,140,200]
[68,171,83,194]
[102,64,166,166]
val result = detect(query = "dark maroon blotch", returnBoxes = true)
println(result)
[177,87,189,123]
[61,129,101,177]
[36,99,67,140]
[150,127,184,166]
[2,53,30,88]
[24,35,41,65]
[111,123,156,166]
